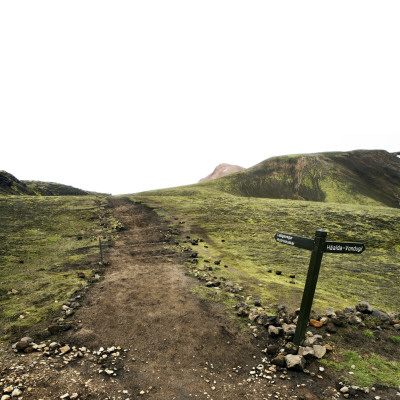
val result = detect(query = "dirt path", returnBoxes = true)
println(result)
[68,197,268,399]
[1,197,339,399]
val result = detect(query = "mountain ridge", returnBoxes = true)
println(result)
[0,170,90,196]
[201,150,400,208]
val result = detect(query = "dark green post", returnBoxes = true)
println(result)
[99,237,103,264]
[293,229,327,346]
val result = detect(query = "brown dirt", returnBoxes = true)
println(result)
[0,197,396,399]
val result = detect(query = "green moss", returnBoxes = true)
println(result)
[135,187,400,313]
[362,329,374,339]
[0,195,112,340]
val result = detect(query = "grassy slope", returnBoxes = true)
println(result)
[204,150,400,208]
[135,185,400,313]
[0,195,115,340]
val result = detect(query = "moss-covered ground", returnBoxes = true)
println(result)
[135,185,400,314]
[134,184,400,389]
[0,195,115,340]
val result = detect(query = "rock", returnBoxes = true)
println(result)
[77,272,86,279]
[285,354,306,371]
[15,340,30,352]
[271,354,286,367]
[257,314,270,326]
[11,389,22,397]
[313,345,326,359]
[266,344,280,355]
[304,334,323,346]
[248,311,260,322]
[371,310,391,323]
[1,395,11,400]
[48,323,60,334]
[326,307,336,317]
[309,319,323,328]
[3,387,13,394]
[325,322,337,333]
[59,345,71,354]
[282,323,296,336]
[254,299,262,307]
[331,314,348,327]
[320,316,329,325]
[275,270,282,275]
[343,306,355,314]
[236,306,249,317]
[348,315,362,325]
[356,301,373,314]
[394,324,400,330]
[70,394,79,400]
[268,325,283,337]
[284,342,298,355]
[298,346,314,359]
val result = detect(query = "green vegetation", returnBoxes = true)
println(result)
[135,184,400,313]
[391,336,400,343]
[362,329,374,339]
[0,195,113,340]
[201,150,400,208]
[321,350,400,387]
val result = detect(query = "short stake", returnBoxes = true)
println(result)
[293,229,326,346]
[99,236,103,264]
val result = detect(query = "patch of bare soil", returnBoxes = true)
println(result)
[0,198,395,399]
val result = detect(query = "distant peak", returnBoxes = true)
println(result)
[200,163,245,182]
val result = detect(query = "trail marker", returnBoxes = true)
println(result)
[99,237,103,264]
[275,229,365,346]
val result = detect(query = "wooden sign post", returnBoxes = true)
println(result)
[99,237,104,264]
[275,229,365,346]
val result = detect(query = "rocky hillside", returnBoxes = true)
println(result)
[0,171,89,196]
[199,163,245,182]
[203,150,400,208]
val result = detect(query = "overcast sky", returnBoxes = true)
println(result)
[1,1,399,195]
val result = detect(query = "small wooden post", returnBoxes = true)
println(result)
[99,236,103,264]
[293,229,327,346]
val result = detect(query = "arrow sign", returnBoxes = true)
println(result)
[275,232,314,250]
[324,242,365,254]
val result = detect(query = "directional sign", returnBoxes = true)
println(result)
[275,232,314,250]
[274,229,365,346]
[324,242,365,254]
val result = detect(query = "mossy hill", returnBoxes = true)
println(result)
[203,150,400,208]
[0,171,89,196]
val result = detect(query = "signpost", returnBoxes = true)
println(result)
[275,229,365,346]
[99,237,103,264]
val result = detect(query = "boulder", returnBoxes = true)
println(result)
[348,315,362,325]
[298,346,314,359]
[371,310,391,324]
[266,344,280,355]
[309,319,323,328]
[326,307,336,317]
[268,325,283,337]
[313,345,327,359]
[271,354,286,368]
[325,322,337,333]
[356,301,373,314]
[282,323,296,336]
[285,354,306,371]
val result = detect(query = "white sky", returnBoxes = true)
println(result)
[1,1,399,195]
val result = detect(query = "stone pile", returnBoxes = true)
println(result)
[4,339,129,399]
